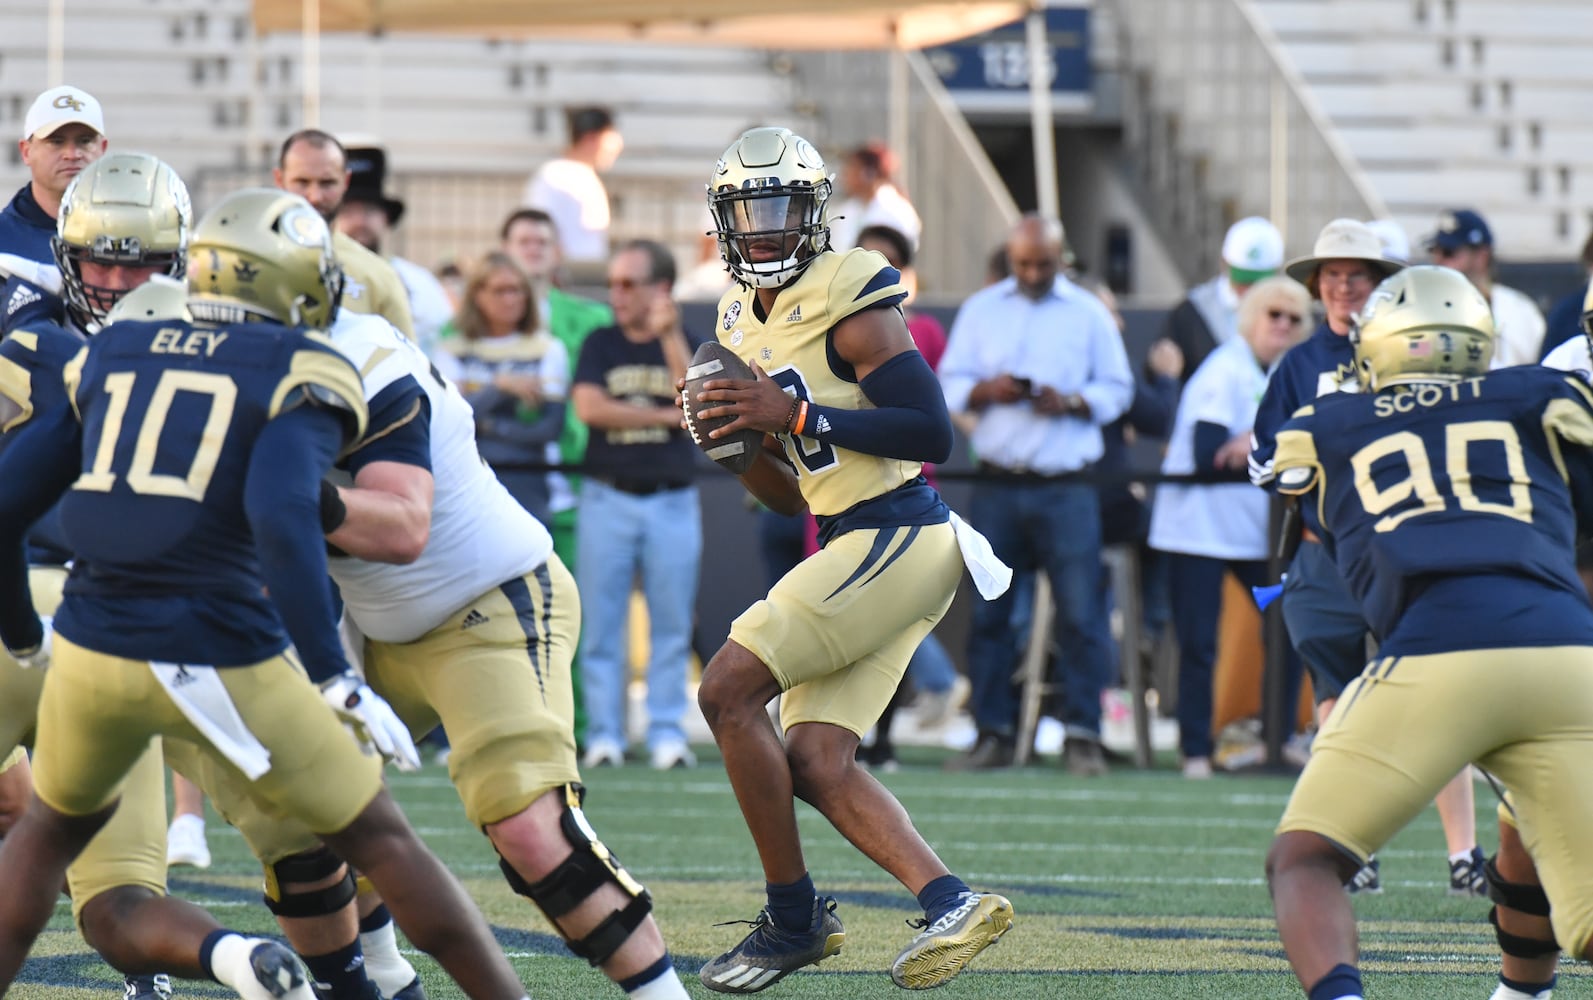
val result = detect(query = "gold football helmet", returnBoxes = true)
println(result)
[186,188,343,329]
[707,126,832,289]
[53,152,192,332]
[1351,264,1494,390]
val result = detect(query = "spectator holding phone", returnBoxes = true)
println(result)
[939,214,1134,774]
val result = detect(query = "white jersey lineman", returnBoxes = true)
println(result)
[326,311,554,641]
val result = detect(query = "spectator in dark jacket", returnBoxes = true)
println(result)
[1159,217,1284,380]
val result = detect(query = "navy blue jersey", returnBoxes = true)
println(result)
[0,319,85,565]
[1273,366,1593,655]
[0,184,55,265]
[1249,321,1358,488]
[0,316,367,669]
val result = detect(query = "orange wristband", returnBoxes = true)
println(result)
[795,400,810,436]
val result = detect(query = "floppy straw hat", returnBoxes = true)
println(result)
[1284,218,1404,285]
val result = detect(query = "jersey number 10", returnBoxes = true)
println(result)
[76,369,237,502]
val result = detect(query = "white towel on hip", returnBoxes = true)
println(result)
[149,662,272,779]
[949,511,1012,600]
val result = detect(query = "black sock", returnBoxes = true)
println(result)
[303,940,372,999]
[1307,963,1362,1000]
[1500,973,1555,997]
[916,874,971,924]
[617,954,674,992]
[358,903,393,935]
[766,873,817,932]
[197,929,230,982]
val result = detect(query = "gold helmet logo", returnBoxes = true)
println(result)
[187,188,343,329]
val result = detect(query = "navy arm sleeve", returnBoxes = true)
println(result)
[244,405,353,684]
[1193,420,1230,471]
[1127,374,1179,438]
[804,350,953,464]
[345,377,431,476]
[0,403,81,651]
[1248,360,1300,489]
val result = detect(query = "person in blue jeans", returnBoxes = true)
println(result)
[938,216,1134,775]
[571,239,703,771]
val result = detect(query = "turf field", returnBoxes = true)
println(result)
[15,746,1573,999]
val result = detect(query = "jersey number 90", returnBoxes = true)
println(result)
[1351,419,1532,532]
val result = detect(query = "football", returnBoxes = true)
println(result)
[682,340,763,475]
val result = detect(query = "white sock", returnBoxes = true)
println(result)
[1491,981,1553,1000]
[359,916,418,998]
[625,967,690,999]
[1450,849,1474,865]
[210,934,310,1000]
[169,813,206,836]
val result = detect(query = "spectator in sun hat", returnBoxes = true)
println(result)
[1425,207,1545,367]
[1159,215,1284,379]
[334,143,454,356]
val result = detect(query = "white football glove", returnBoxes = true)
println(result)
[319,672,421,772]
[8,616,52,670]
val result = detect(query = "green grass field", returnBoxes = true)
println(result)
[13,747,1577,999]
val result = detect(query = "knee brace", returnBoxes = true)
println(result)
[1485,855,1552,917]
[263,847,358,919]
[498,784,652,966]
[1486,855,1558,959]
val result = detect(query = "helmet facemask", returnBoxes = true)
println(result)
[53,153,192,333]
[54,236,186,333]
[709,184,830,290]
[706,127,834,291]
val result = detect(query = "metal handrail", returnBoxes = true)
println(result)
[1231,0,1390,223]
[1105,0,1388,277]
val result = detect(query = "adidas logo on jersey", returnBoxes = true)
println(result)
[461,609,489,629]
[6,284,41,317]
[784,305,803,323]
[814,414,832,434]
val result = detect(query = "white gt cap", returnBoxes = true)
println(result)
[23,86,105,141]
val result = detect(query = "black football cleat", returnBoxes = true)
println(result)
[700,896,845,993]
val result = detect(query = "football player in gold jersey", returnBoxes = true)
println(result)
[688,127,1013,994]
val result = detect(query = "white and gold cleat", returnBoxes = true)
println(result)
[889,892,1014,990]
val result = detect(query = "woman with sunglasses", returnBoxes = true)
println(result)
[1149,275,1313,778]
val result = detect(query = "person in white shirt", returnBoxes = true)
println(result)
[1425,208,1546,368]
[1148,275,1311,778]
[523,107,623,267]
[826,142,922,252]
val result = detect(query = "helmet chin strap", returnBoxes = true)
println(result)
[740,254,805,289]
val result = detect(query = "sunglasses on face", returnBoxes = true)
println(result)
[607,277,658,291]
[1268,308,1304,324]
